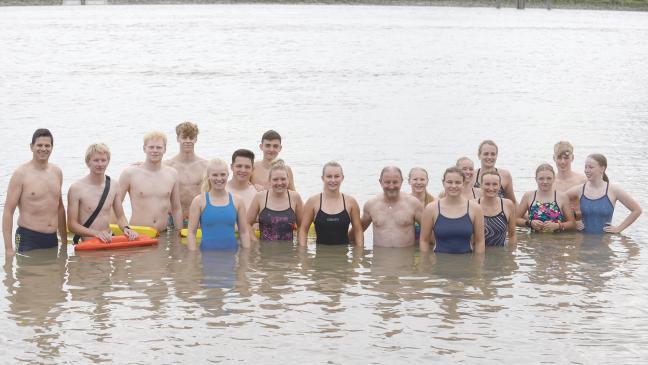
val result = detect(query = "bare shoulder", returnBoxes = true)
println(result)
[162,165,179,177]
[343,194,359,206]
[469,199,483,213]
[289,190,302,200]
[404,194,423,208]
[503,198,515,210]
[304,194,319,207]
[498,168,512,178]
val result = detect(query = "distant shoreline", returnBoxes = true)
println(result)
[1,0,647,11]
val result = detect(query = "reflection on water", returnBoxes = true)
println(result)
[1,3,648,363]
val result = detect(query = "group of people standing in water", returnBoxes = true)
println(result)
[2,123,643,256]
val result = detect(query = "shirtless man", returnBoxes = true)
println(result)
[553,141,587,219]
[164,122,208,226]
[3,128,67,255]
[67,143,137,242]
[226,149,261,211]
[553,141,586,192]
[252,130,295,190]
[360,166,423,247]
[119,131,182,233]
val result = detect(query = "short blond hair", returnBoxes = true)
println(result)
[85,143,111,164]
[175,121,199,139]
[554,141,574,158]
[201,159,229,192]
[143,131,167,147]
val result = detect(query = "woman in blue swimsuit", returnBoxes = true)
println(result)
[420,167,485,254]
[516,163,575,233]
[566,154,642,234]
[247,161,303,242]
[186,159,251,250]
[477,170,516,247]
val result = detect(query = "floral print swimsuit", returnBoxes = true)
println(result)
[528,190,564,223]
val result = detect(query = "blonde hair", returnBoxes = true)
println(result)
[535,163,555,177]
[201,159,229,192]
[554,141,574,158]
[478,140,498,155]
[175,121,199,139]
[143,131,167,147]
[85,143,111,164]
[322,161,344,176]
[408,167,434,204]
[269,159,288,180]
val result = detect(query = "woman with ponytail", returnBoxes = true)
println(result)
[567,154,642,234]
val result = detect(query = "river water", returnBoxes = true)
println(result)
[1,4,648,364]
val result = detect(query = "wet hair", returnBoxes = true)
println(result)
[380,166,403,181]
[201,159,229,192]
[478,140,498,155]
[143,131,167,147]
[269,159,288,180]
[455,156,474,167]
[175,121,199,139]
[231,149,255,164]
[442,166,465,182]
[322,161,344,176]
[408,167,434,204]
[553,141,574,158]
[588,153,609,182]
[480,170,501,183]
[31,128,53,146]
[408,167,428,180]
[85,143,111,164]
[535,163,555,177]
[261,130,282,143]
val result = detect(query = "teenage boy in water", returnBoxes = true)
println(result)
[67,143,137,242]
[227,149,262,212]
[252,130,295,190]
[553,141,587,218]
[3,128,67,255]
[164,121,208,226]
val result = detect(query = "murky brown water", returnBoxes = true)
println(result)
[1,4,647,364]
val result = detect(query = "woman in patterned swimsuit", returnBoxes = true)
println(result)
[477,170,516,246]
[515,163,575,233]
[247,161,303,242]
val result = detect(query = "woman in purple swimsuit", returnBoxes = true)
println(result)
[247,161,303,242]
[516,163,575,233]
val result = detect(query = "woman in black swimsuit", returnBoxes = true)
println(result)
[298,162,364,246]
[473,140,517,205]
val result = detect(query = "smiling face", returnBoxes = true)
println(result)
[207,163,229,191]
[30,136,53,162]
[584,157,604,181]
[480,174,501,198]
[456,158,475,182]
[270,168,289,193]
[478,143,498,169]
[143,138,166,163]
[322,165,344,192]
[260,138,282,162]
[86,152,109,175]
[177,133,197,154]
[408,169,428,194]
[231,156,253,183]
[380,170,403,199]
[535,169,555,192]
[442,171,465,197]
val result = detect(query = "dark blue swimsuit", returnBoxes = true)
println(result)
[433,201,473,254]
[580,182,614,234]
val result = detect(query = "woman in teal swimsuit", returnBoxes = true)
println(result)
[516,163,575,233]
[186,159,251,250]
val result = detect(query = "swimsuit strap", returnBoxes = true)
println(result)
[605,182,610,195]
[287,190,292,206]
[319,193,323,211]
[342,193,347,210]
[437,200,441,215]
[476,168,481,181]
[472,187,476,199]
[530,190,537,211]
[205,191,211,205]
[227,193,233,206]
[554,190,557,203]
[466,200,470,213]
[581,182,587,195]
[264,190,269,209]
[500,197,504,213]
[478,197,481,204]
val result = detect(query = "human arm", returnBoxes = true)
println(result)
[505,199,517,245]
[246,193,261,227]
[293,192,304,229]
[2,170,22,256]
[287,165,296,191]
[553,192,576,232]
[298,197,315,246]
[186,195,202,251]
[360,201,373,232]
[419,204,435,252]
[348,197,364,247]
[471,202,485,253]
[605,184,642,233]
[502,169,517,205]
[111,181,137,240]
[170,172,183,233]
[515,192,532,228]
[235,197,251,248]
[56,169,67,245]
[413,199,423,225]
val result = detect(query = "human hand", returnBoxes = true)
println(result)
[96,231,112,243]
[124,228,138,241]
[576,220,585,231]
[603,224,621,234]
[530,220,543,231]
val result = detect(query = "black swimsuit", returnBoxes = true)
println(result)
[314,194,351,245]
